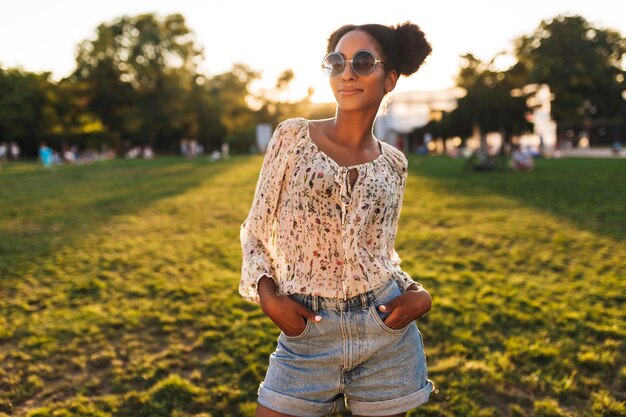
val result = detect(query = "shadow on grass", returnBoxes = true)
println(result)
[0,157,236,274]
[408,155,626,241]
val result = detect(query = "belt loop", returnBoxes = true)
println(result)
[360,292,367,309]
[312,295,319,312]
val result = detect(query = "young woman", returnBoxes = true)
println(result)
[240,22,435,417]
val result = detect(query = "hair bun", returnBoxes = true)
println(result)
[326,21,432,78]
[394,22,432,76]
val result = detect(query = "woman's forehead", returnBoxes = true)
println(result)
[334,30,382,57]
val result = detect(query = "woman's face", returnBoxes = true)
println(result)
[330,30,397,112]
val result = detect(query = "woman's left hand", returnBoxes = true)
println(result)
[379,286,432,330]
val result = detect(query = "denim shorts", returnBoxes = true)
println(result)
[257,278,435,416]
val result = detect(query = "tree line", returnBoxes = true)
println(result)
[0,13,624,157]
[0,13,331,157]
[436,15,625,148]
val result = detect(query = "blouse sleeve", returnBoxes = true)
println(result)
[239,120,292,304]
[389,156,424,293]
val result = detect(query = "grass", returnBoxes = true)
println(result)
[0,155,624,417]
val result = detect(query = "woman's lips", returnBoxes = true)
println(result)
[338,88,363,95]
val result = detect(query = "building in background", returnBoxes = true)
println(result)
[377,85,560,157]
[375,87,465,153]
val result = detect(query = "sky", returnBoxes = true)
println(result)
[1,0,625,103]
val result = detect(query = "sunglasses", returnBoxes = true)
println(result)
[321,50,385,78]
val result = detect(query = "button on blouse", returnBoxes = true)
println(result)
[239,118,421,304]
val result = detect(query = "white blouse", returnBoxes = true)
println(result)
[239,118,422,304]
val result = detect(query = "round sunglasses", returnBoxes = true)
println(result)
[321,50,385,78]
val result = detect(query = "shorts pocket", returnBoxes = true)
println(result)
[282,318,312,340]
[368,304,412,335]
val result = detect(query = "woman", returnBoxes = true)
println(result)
[240,22,435,417]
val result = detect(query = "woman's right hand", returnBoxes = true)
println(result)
[258,276,322,337]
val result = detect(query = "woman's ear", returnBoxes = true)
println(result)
[384,70,398,93]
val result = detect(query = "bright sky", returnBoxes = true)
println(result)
[1,0,625,103]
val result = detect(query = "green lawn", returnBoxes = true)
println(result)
[0,155,624,417]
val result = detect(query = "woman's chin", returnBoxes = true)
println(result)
[335,100,380,113]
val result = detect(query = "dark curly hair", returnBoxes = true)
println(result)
[326,22,432,77]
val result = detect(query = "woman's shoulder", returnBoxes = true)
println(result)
[275,117,308,134]
[266,118,310,157]
[379,140,408,179]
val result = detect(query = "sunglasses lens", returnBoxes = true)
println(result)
[353,51,376,75]
[322,53,344,77]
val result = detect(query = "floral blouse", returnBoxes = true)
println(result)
[239,117,422,304]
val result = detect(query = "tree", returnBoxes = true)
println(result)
[71,13,209,152]
[447,54,529,152]
[185,75,226,153]
[252,69,312,127]
[0,67,53,156]
[0,66,113,157]
[206,64,261,153]
[514,15,626,140]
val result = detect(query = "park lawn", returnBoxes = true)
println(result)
[0,155,624,417]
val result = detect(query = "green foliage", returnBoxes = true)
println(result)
[207,64,260,152]
[115,374,209,417]
[515,15,626,127]
[0,66,121,157]
[442,14,626,145]
[70,13,219,152]
[532,398,570,417]
[1,12,322,158]
[446,53,530,140]
[587,390,626,417]
[0,155,624,417]
[0,67,53,156]
[26,396,112,417]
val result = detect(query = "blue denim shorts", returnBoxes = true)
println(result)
[257,278,435,416]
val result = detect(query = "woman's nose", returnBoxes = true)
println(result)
[341,63,357,81]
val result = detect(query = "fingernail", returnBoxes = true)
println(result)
[379,305,387,312]
[314,315,322,322]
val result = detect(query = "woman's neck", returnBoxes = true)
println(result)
[331,109,378,150]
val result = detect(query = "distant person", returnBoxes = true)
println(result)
[239,22,435,416]
[209,150,221,161]
[126,147,142,159]
[143,146,154,159]
[189,139,198,159]
[510,144,534,171]
[64,147,77,163]
[10,141,20,160]
[38,142,55,172]
[180,138,189,158]
[0,142,7,170]
[611,141,622,156]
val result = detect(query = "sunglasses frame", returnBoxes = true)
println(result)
[321,50,385,78]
